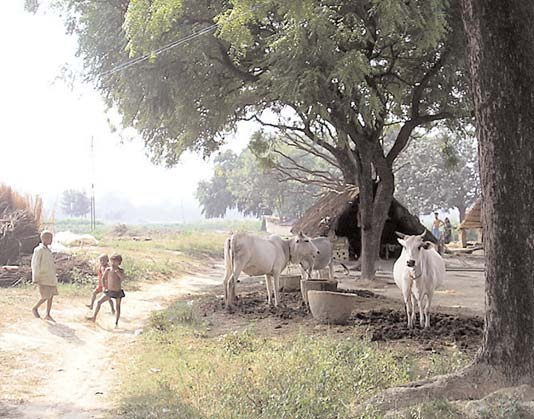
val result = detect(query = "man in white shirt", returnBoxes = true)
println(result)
[31,231,58,321]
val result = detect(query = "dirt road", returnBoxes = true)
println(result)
[0,266,222,419]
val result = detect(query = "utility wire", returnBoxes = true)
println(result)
[100,21,220,77]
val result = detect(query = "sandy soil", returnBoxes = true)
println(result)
[0,265,222,419]
[0,255,485,418]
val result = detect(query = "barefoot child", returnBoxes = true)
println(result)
[86,254,115,313]
[91,254,125,327]
[31,230,58,321]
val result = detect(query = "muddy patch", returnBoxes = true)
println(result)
[195,287,483,349]
[354,309,483,349]
[196,290,309,320]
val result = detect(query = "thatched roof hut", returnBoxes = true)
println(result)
[0,184,42,265]
[459,197,482,230]
[291,186,435,259]
[458,197,482,247]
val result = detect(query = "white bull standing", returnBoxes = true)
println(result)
[393,232,445,328]
[223,232,320,307]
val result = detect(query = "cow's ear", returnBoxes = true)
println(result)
[397,238,406,247]
[422,241,432,250]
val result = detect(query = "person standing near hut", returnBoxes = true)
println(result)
[431,212,444,241]
[31,230,58,321]
[443,217,453,244]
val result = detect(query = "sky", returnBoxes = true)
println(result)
[0,1,254,222]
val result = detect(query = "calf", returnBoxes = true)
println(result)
[298,237,334,280]
[393,232,445,328]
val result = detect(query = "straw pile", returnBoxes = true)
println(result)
[0,184,42,265]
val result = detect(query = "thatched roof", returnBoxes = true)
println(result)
[459,197,482,230]
[291,187,359,236]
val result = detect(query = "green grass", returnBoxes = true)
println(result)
[113,302,472,419]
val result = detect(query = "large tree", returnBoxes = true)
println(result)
[462,0,534,386]
[357,0,534,414]
[34,0,471,279]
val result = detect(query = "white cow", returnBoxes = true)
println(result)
[223,232,320,307]
[393,232,445,329]
[298,237,351,280]
[299,237,334,280]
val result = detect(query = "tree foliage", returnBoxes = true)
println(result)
[393,130,479,219]
[196,148,319,219]
[61,189,91,218]
[36,0,472,278]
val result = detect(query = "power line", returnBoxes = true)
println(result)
[101,22,220,77]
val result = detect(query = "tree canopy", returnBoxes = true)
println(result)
[34,0,472,279]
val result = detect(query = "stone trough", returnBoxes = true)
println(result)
[278,274,302,292]
[308,290,359,325]
[300,279,338,305]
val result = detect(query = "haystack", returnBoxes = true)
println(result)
[459,197,483,247]
[0,184,42,265]
[292,186,434,259]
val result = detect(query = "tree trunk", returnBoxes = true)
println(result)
[457,203,466,223]
[358,157,395,280]
[462,0,534,383]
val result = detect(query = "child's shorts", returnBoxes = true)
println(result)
[105,289,125,299]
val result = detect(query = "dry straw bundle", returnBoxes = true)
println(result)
[0,184,42,265]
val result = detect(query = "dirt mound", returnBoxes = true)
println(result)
[197,290,309,320]
[354,309,483,349]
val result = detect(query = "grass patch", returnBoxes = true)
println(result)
[404,400,464,419]
[114,302,472,419]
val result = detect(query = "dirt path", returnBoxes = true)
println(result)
[0,266,223,419]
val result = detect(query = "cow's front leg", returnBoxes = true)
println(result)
[417,296,424,328]
[265,274,273,306]
[273,274,281,307]
[424,294,432,328]
[402,280,414,328]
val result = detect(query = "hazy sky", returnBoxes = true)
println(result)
[0,1,253,219]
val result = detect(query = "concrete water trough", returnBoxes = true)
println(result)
[307,290,359,325]
[300,279,338,304]
[278,274,302,292]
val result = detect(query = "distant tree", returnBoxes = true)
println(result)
[393,130,479,220]
[196,149,319,219]
[196,151,239,218]
[60,190,91,218]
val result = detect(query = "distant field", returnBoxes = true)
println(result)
[52,218,262,238]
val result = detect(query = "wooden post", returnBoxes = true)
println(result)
[460,228,467,248]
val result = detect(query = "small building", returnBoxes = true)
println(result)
[262,215,294,236]
[291,186,436,259]
[458,197,483,247]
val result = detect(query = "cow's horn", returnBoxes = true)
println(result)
[395,231,406,239]
[419,231,426,239]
